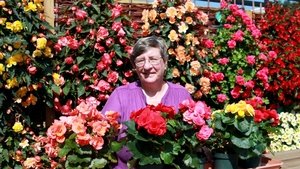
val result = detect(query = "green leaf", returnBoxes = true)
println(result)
[89,158,107,169]
[77,57,85,64]
[110,141,123,152]
[63,81,72,95]
[160,152,174,164]
[231,135,251,149]
[77,84,85,97]
[51,85,61,95]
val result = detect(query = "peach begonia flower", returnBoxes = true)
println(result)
[46,120,66,143]
[148,9,157,22]
[197,11,209,24]
[199,77,210,87]
[76,133,90,146]
[185,83,196,94]
[91,120,110,136]
[190,60,201,76]
[141,9,149,23]
[168,30,178,42]
[169,17,176,24]
[185,1,195,12]
[72,119,86,134]
[172,68,180,78]
[21,93,38,107]
[159,13,167,19]
[90,136,104,150]
[185,16,193,24]
[166,6,177,18]
[23,157,38,169]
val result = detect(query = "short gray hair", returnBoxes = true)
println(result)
[130,36,168,67]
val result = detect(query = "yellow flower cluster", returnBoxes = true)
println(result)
[225,100,255,118]
[6,20,23,33]
[269,112,300,152]
[24,0,44,13]
[12,121,24,133]
[33,37,52,58]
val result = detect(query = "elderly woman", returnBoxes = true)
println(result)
[102,36,191,169]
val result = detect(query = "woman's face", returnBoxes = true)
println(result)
[134,47,166,85]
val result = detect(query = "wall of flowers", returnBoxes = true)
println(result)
[0,0,299,168]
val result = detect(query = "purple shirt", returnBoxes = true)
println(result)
[101,81,191,169]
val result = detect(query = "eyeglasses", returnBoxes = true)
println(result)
[134,57,162,67]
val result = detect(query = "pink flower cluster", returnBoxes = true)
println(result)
[179,99,213,141]
[44,97,121,158]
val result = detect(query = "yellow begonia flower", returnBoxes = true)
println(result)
[5,77,19,89]
[53,73,63,86]
[0,17,7,25]
[24,2,37,12]
[6,21,23,33]
[32,50,42,57]
[6,53,24,68]
[178,22,188,33]
[12,122,24,133]
[43,47,52,58]
[0,0,6,7]
[36,37,47,49]
[0,63,5,75]
[237,110,245,118]
[245,104,255,116]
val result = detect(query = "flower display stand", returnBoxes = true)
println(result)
[255,156,283,169]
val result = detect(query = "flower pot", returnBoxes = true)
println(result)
[213,152,238,169]
[238,155,261,168]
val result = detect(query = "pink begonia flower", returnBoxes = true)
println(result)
[217,57,229,65]
[204,39,215,48]
[90,79,111,92]
[67,37,79,50]
[226,15,236,23]
[94,43,105,53]
[101,53,112,65]
[244,80,255,89]
[27,66,37,75]
[112,21,123,31]
[227,40,236,48]
[44,143,58,158]
[232,30,244,42]
[217,94,227,103]
[251,28,262,39]
[119,37,126,45]
[268,51,277,59]
[259,53,267,61]
[220,0,228,9]
[97,27,109,41]
[107,71,119,83]
[256,67,269,83]
[246,55,256,65]
[196,125,213,141]
[116,59,123,66]
[117,28,126,37]
[235,75,245,85]
[75,9,87,21]
[90,136,104,150]
[111,4,122,18]
[224,24,232,29]
[230,86,242,99]
[212,72,224,82]
[106,38,114,47]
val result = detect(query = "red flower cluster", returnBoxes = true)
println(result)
[257,2,300,106]
[130,104,175,136]
[246,97,279,126]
